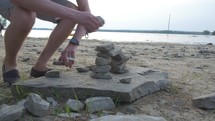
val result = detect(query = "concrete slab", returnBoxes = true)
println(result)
[11,66,168,102]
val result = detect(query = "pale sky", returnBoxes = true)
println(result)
[34,0,215,32]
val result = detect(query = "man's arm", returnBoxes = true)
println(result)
[76,0,91,12]
[11,0,101,32]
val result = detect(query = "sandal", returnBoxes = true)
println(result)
[2,65,20,85]
[30,68,52,78]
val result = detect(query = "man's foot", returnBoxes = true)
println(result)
[2,64,20,85]
[30,68,52,78]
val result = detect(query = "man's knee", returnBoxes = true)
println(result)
[10,6,36,30]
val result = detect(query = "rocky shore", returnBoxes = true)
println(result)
[0,36,215,121]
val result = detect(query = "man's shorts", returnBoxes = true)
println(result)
[0,0,70,23]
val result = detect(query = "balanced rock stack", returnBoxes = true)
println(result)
[110,50,131,74]
[90,43,113,79]
[90,43,131,79]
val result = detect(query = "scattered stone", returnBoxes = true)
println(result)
[53,60,64,66]
[119,78,132,84]
[90,115,167,121]
[76,67,90,73]
[66,99,84,112]
[85,97,115,113]
[46,97,58,107]
[21,57,30,62]
[0,96,7,104]
[192,92,215,110]
[24,93,50,117]
[57,113,82,118]
[45,70,61,78]
[0,104,25,121]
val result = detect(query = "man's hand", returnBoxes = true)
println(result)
[77,12,104,33]
[58,44,78,68]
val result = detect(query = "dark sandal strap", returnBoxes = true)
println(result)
[30,68,52,78]
[2,65,20,84]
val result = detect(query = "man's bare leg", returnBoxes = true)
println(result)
[32,4,78,72]
[4,6,35,72]
[32,19,76,71]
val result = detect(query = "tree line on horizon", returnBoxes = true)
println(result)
[0,16,215,36]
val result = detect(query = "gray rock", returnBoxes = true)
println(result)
[66,99,84,112]
[111,63,129,74]
[95,57,111,66]
[57,113,82,118]
[90,72,112,79]
[46,97,58,107]
[192,92,215,110]
[112,53,131,61]
[24,93,50,117]
[119,78,132,84]
[0,96,7,104]
[53,60,65,65]
[0,104,25,121]
[95,43,115,52]
[97,53,111,58]
[111,54,131,65]
[85,97,115,113]
[90,115,167,121]
[105,47,122,57]
[155,79,168,89]
[45,70,61,78]
[76,67,90,73]
[93,65,111,73]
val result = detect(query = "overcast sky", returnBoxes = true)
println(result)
[34,0,215,32]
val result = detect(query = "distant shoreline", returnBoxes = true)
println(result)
[32,28,204,35]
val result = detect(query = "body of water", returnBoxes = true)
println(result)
[2,30,215,45]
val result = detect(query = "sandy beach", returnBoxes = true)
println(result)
[0,36,215,121]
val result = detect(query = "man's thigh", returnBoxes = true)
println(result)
[0,0,13,20]
[36,0,70,23]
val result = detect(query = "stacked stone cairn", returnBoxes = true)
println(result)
[90,43,131,79]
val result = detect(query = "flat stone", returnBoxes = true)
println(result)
[97,53,111,58]
[93,65,111,73]
[11,66,168,103]
[90,115,167,121]
[192,92,215,110]
[95,43,115,52]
